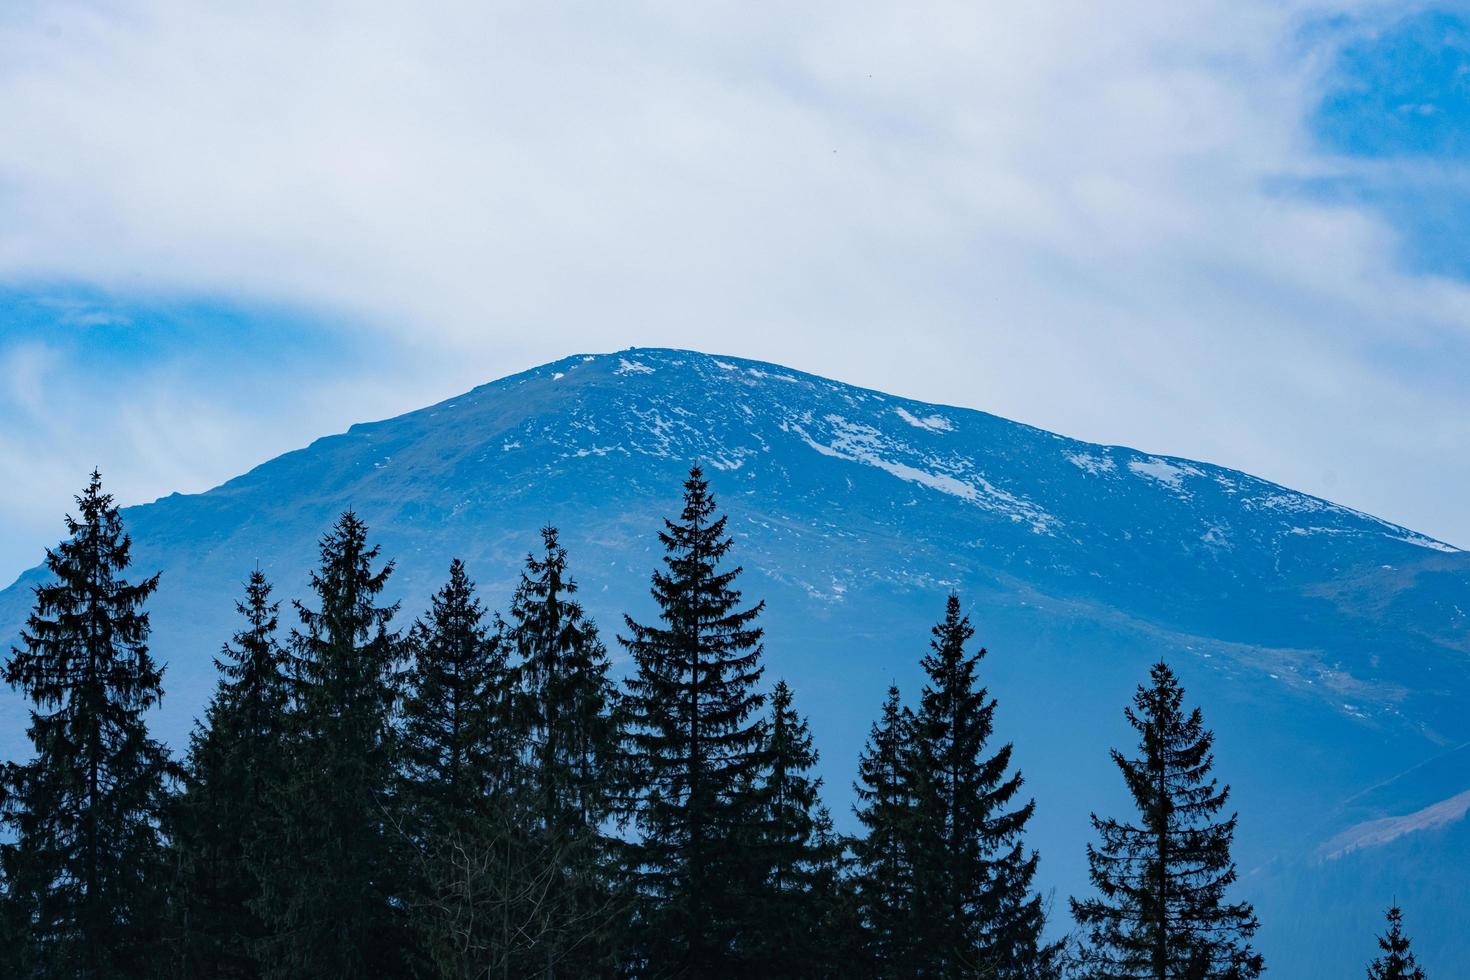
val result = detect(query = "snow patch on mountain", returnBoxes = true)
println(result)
[894,407,954,433]
[788,415,1056,534]
[1066,452,1117,476]
[1318,789,1470,861]
[1128,457,1204,489]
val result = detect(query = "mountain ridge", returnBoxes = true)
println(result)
[2,346,1468,975]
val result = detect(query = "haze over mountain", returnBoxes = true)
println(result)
[3,347,1467,975]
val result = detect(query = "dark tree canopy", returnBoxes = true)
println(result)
[1071,661,1263,980]
[620,465,768,976]
[852,683,920,977]
[173,568,293,978]
[1,470,172,978]
[399,557,510,837]
[1367,905,1427,980]
[909,595,1056,979]
[252,512,409,979]
[506,528,626,975]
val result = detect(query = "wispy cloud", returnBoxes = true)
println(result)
[0,1,1467,579]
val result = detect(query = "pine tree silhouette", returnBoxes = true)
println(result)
[1071,661,1262,979]
[1,470,173,977]
[620,466,768,975]
[174,568,293,978]
[852,684,920,977]
[507,528,625,975]
[909,595,1056,979]
[1367,905,1427,980]
[253,512,409,979]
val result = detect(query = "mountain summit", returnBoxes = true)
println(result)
[3,347,1467,974]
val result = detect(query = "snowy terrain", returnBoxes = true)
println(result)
[2,348,1467,975]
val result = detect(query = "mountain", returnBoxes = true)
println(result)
[3,347,1468,974]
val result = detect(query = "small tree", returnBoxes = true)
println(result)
[0,470,173,977]
[1071,661,1263,980]
[851,684,919,977]
[1367,905,1427,980]
[746,680,834,979]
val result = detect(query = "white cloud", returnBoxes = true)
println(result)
[1,0,1468,578]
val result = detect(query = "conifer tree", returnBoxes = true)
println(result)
[252,512,409,979]
[746,680,841,979]
[1071,661,1262,980]
[851,684,920,977]
[173,568,293,978]
[909,595,1055,979]
[399,558,510,838]
[0,470,173,977]
[1367,905,1427,980]
[620,465,768,975]
[807,805,866,979]
[506,527,625,975]
[398,557,536,978]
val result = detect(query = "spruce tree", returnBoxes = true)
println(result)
[909,594,1055,979]
[1367,905,1427,980]
[252,512,409,979]
[0,470,173,977]
[399,558,510,838]
[1070,661,1263,980]
[507,527,625,975]
[851,684,919,978]
[173,568,293,978]
[746,680,841,979]
[398,557,542,979]
[620,465,768,975]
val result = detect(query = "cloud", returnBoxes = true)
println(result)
[1,0,1468,575]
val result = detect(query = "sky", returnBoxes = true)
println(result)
[1,0,1468,584]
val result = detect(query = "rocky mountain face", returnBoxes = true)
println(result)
[3,347,1467,974]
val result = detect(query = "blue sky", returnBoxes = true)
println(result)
[1,1,1469,583]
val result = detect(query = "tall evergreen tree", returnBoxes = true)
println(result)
[746,680,841,979]
[0,470,173,977]
[909,595,1055,979]
[400,558,510,837]
[1071,661,1262,980]
[173,568,293,978]
[398,557,533,979]
[252,512,409,979]
[507,527,625,976]
[1367,905,1427,980]
[620,465,768,976]
[851,684,920,978]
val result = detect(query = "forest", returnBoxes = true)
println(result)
[0,467,1432,979]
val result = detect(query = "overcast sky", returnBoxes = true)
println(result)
[1,1,1468,584]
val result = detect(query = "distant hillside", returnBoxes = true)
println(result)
[3,348,1467,975]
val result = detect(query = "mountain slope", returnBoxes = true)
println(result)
[2,347,1467,974]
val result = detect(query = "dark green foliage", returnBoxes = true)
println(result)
[0,470,173,978]
[851,684,920,977]
[1367,905,1427,980]
[620,465,768,975]
[909,595,1056,979]
[173,568,293,978]
[745,680,848,979]
[507,527,626,975]
[252,512,410,979]
[1071,661,1262,980]
[399,558,511,838]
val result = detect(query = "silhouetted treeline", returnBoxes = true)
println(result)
[0,467,1431,978]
